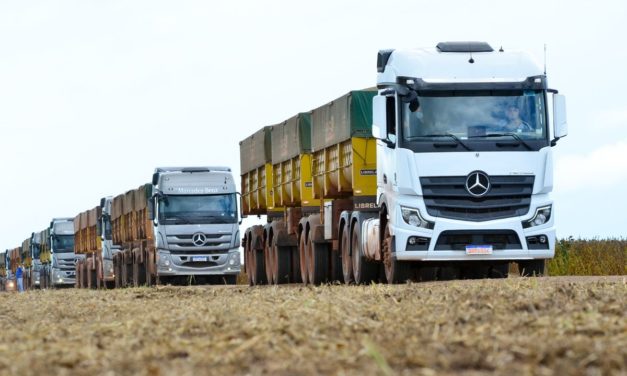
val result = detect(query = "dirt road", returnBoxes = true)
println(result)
[0,276,624,375]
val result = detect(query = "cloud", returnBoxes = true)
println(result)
[555,139,627,191]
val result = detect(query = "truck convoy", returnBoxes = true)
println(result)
[110,167,241,287]
[241,41,567,285]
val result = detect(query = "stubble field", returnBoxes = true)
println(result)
[0,276,625,376]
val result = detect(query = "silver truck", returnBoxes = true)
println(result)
[152,167,242,284]
[49,218,84,287]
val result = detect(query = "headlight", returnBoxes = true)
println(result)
[401,206,434,229]
[158,253,171,267]
[523,205,552,228]
[228,252,240,266]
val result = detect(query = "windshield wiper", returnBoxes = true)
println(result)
[164,216,192,224]
[468,133,533,150]
[408,133,472,151]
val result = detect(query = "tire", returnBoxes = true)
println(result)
[245,238,254,286]
[290,246,302,284]
[90,267,97,290]
[351,221,378,284]
[340,224,353,284]
[308,240,329,285]
[145,252,154,287]
[250,248,267,285]
[382,224,413,284]
[518,259,545,277]
[264,238,274,285]
[298,228,309,284]
[273,245,291,284]
[330,249,342,283]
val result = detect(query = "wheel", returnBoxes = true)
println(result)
[518,259,545,276]
[308,240,329,285]
[299,228,309,284]
[290,246,302,284]
[341,224,353,284]
[273,245,291,284]
[250,248,267,285]
[90,268,97,289]
[264,238,274,284]
[330,250,342,283]
[382,224,413,284]
[245,237,254,286]
[351,221,378,284]
[145,252,154,287]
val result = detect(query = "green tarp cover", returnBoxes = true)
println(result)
[311,89,376,152]
[240,126,273,174]
[271,113,312,164]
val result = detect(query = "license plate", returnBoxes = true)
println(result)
[192,256,208,262]
[465,245,493,255]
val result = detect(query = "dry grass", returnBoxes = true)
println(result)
[548,239,627,276]
[0,276,625,375]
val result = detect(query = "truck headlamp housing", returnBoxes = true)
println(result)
[228,252,240,266]
[523,205,552,228]
[401,206,434,229]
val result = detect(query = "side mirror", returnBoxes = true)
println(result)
[552,94,568,140]
[236,192,247,225]
[373,95,395,148]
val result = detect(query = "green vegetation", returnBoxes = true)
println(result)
[548,239,627,276]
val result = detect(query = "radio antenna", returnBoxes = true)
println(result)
[543,43,547,75]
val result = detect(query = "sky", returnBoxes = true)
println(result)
[1,0,626,248]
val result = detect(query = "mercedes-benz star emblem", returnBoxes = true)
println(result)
[192,233,207,247]
[465,171,491,197]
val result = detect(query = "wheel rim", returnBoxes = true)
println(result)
[299,229,308,284]
[341,226,353,284]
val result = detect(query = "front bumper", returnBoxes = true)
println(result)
[156,249,241,277]
[392,195,555,261]
[51,269,76,285]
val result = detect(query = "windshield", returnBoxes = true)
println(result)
[400,90,548,151]
[32,244,41,259]
[158,194,237,224]
[53,235,74,253]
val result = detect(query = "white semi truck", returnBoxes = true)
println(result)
[368,41,568,282]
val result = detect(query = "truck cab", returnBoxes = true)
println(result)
[372,42,567,280]
[152,167,241,283]
[30,232,42,288]
[50,218,84,287]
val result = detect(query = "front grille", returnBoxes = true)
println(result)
[435,230,521,250]
[167,233,232,252]
[182,261,219,268]
[421,175,534,221]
